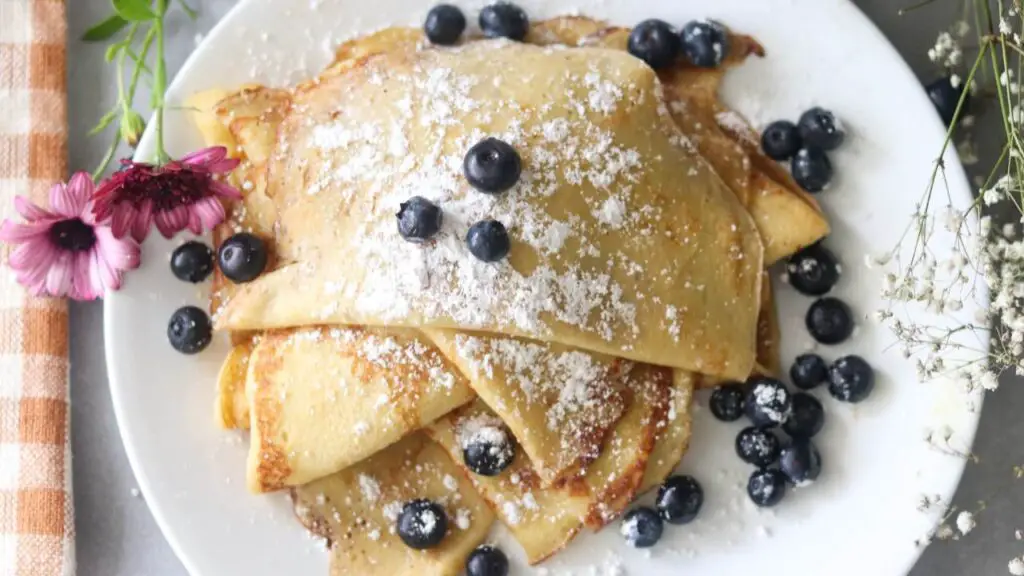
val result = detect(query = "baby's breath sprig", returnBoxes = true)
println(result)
[82,0,196,178]
[880,0,1024,397]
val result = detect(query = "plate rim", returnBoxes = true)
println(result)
[103,0,986,574]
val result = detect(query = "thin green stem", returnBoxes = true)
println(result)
[178,0,198,19]
[115,24,140,113]
[127,28,157,105]
[153,17,169,164]
[91,137,120,180]
[898,0,940,16]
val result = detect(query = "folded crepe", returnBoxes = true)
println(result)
[426,364,684,564]
[211,38,764,381]
[243,326,474,492]
[292,432,494,576]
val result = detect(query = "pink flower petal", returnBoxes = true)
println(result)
[186,210,203,235]
[93,246,124,293]
[94,226,140,270]
[211,180,243,200]
[9,237,56,270]
[110,204,133,239]
[44,251,72,298]
[206,157,240,173]
[180,146,227,168]
[66,251,94,300]
[50,173,92,218]
[193,196,226,230]
[0,220,52,243]
[14,196,55,221]
[154,210,182,239]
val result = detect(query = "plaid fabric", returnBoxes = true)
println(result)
[0,1,73,575]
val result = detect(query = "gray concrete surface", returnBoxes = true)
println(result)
[67,0,1020,574]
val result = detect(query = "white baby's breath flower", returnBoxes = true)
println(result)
[1000,17,1013,36]
[1010,556,1024,576]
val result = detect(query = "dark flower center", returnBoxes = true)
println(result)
[49,218,96,252]
[119,165,213,211]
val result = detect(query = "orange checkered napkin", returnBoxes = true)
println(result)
[0,1,74,575]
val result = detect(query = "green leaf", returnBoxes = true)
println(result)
[88,109,119,137]
[111,0,156,21]
[178,0,197,19]
[82,14,129,42]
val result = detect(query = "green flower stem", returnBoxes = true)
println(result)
[127,28,156,106]
[152,13,169,164]
[115,24,139,113]
[92,137,121,180]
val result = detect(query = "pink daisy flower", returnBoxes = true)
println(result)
[0,172,141,300]
[91,146,242,243]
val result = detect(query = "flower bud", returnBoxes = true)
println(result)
[120,110,146,147]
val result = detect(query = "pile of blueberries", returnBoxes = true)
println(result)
[760,108,844,194]
[708,241,875,509]
[165,233,268,354]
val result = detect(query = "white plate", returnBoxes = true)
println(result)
[105,0,982,574]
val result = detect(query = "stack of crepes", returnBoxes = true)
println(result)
[188,16,829,575]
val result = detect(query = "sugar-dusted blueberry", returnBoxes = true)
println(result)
[760,120,802,161]
[464,138,521,194]
[479,2,528,41]
[806,297,854,345]
[786,242,840,296]
[747,468,787,507]
[167,305,212,354]
[170,240,214,283]
[828,355,875,403]
[926,76,968,126]
[620,507,663,548]
[797,107,845,150]
[744,376,792,427]
[782,392,825,438]
[790,353,828,390]
[424,4,466,46]
[397,499,448,549]
[466,220,511,262]
[463,424,515,476]
[680,19,729,68]
[735,426,781,468]
[779,440,822,485]
[466,545,509,576]
[791,147,833,193]
[656,475,703,525]
[627,19,680,69]
[709,382,746,422]
[397,196,443,243]
[218,232,268,283]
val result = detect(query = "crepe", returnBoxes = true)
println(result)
[426,364,676,564]
[212,39,764,381]
[424,328,631,487]
[243,326,474,492]
[292,433,494,576]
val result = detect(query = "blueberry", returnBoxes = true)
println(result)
[396,196,443,243]
[680,19,729,68]
[779,440,822,485]
[463,426,515,476]
[479,2,528,41]
[782,393,824,438]
[735,426,781,467]
[464,138,522,193]
[466,545,509,576]
[760,120,802,161]
[806,297,854,345]
[424,4,466,45]
[655,475,703,525]
[627,19,680,69]
[744,377,791,427]
[620,507,663,548]
[709,383,745,421]
[926,76,968,126]
[828,355,875,403]
[790,354,828,390]
[797,107,845,150]
[217,232,268,283]
[791,147,833,193]
[167,306,213,354]
[786,243,840,296]
[397,499,448,549]
[747,469,787,507]
[466,220,511,262]
[170,240,214,283]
